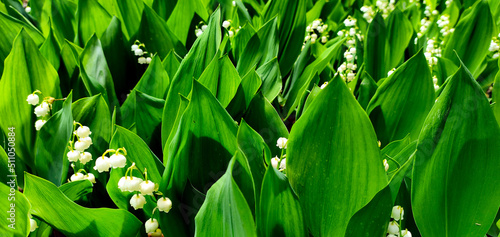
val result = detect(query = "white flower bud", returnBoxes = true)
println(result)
[311,34,318,40]
[130,194,146,210]
[75,126,92,138]
[337,31,344,37]
[145,218,159,233]
[35,120,47,131]
[320,82,328,89]
[195,29,203,37]
[80,137,92,149]
[138,57,147,64]
[321,36,327,44]
[345,54,354,61]
[146,57,152,64]
[34,102,50,117]
[347,72,355,81]
[150,229,163,237]
[228,30,234,37]
[312,20,320,29]
[74,141,86,152]
[109,154,127,168]
[387,221,399,235]
[70,173,85,182]
[279,158,286,170]
[157,197,173,213]
[67,150,81,162]
[383,159,389,171]
[27,94,39,105]
[388,69,395,77]
[140,180,156,195]
[85,173,96,183]
[79,152,92,164]
[306,26,311,32]
[402,229,412,237]
[222,20,231,29]
[271,157,280,168]
[25,7,31,13]
[131,44,139,51]
[30,218,38,232]
[201,25,208,31]
[94,156,111,173]
[232,1,236,6]
[276,137,288,149]
[134,48,144,56]
[391,205,404,221]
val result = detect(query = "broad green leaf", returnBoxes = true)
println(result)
[0,29,61,174]
[237,119,270,209]
[59,180,93,202]
[194,155,257,237]
[385,8,413,70]
[113,0,143,39]
[435,57,459,85]
[79,35,119,111]
[76,0,112,45]
[282,37,345,118]
[137,5,187,59]
[258,166,306,237]
[226,70,262,119]
[162,50,180,79]
[152,0,176,20]
[364,13,386,82]
[161,80,238,194]
[161,8,221,148]
[39,23,61,71]
[0,12,44,75]
[287,77,387,236]
[0,146,15,186]
[231,23,256,62]
[412,59,500,236]
[367,50,434,146]
[256,58,281,102]
[39,0,76,46]
[121,90,164,146]
[133,55,170,99]
[244,93,288,157]
[166,0,209,45]
[494,58,500,125]
[24,173,142,236]
[0,182,30,237]
[443,0,494,75]
[356,71,378,110]
[59,40,86,99]
[262,0,306,75]
[198,55,242,107]
[35,92,73,186]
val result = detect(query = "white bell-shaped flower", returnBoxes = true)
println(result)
[271,157,280,169]
[35,120,47,131]
[93,156,111,173]
[29,218,38,232]
[75,126,91,138]
[74,141,87,152]
[130,194,146,210]
[85,173,96,183]
[276,137,288,149]
[80,137,92,149]
[134,48,144,56]
[401,229,412,237]
[70,173,85,182]
[387,221,399,235]
[222,20,231,29]
[157,197,173,213]
[79,152,93,165]
[140,180,156,195]
[138,57,147,64]
[131,44,139,51]
[27,94,39,105]
[67,150,81,162]
[279,158,286,170]
[34,102,50,117]
[383,159,389,172]
[129,177,143,192]
[391,205,404,221]
[109,153,127,168]
[145,218,159,233]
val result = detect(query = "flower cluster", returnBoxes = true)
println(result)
[222,20,239,38]
[67,122,95,184]
[360,0,396,22]
[195,23,208,38]
[335,16,361,83]
[432,75,439,91]
[94,148,127,173]
[387,205,412,237]
[117,163,172,235]
[383,159,389,172]
[489,34,500,59]
[271,137,288,172]
[436,14,454,38]
[304,19,329,46]
[131,41,152,65]
[26,90,56,131]
[424,39,441,67]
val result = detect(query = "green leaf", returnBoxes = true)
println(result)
[364,13,387,82]
[0,146,15,186]
[256,58,281,102]
[35,92,73,186]
[162,50,180,79]
[39,0,76,47]
[0,29,61,172]
[161,8,221,148]
[385,8,413,70]
[198,55,242,107]
[24,173,142,236]
[76,0,112,45]
[194,155,257,237]
[0,182,30,236]
[59,180,93,202]
[367,50,434,146]
[120,90,164,146]
[0,12,44,75]
[244,93,288,157]
[113,0,143,40]
[412,59,500,236]
[226,69,262,119]
[137,5,187,59]
[258,166,306,237]
[443,0,494,75]
[79,34,120,111]
[133,55,170,99]
[494,58,500,125]
[356,71,378,110]
[166,0,208,45]
[287,77,387,236]
[39,23,61,71]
